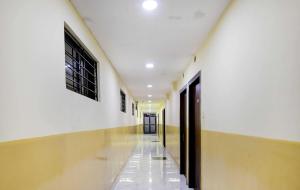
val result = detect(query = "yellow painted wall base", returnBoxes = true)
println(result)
[202,130,300,190]
[137,124,144,135]
[158,124,163,143]
[165,126,180,166]
[0,126,138,190]
[163,127,300,189]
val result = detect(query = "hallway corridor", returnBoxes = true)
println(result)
[1,0,300,189]
[113,135,191,190]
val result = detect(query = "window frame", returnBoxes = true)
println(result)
[64,28,98,101]
[120,90,126,113]
[132,103,134,116]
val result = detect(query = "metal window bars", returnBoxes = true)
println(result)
[65,29,98,101]
[120,90,126,112]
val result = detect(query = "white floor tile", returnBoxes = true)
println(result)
[112,135,193,190]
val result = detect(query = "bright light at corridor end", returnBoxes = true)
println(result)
[142,0,158,11]
[147,84,152,88]
[145,63,154,69]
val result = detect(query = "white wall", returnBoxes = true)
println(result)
[165,89,179,127]
[0,0,137,142]
[137,101,164,125]
[168,0,300,142]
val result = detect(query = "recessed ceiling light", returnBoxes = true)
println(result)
[145,63,154,69]
[142,0,158,11]
[148,95,152,97]
[147,84,152,88]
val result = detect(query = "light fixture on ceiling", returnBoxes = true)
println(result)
[148,95,152,97]
[142,0,158,11]
[145,63,154,69]
[147,84,153,88]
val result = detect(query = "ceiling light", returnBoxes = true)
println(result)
[147,84,152,88]
[142,0,158,11]
[148,95,152,97]
[145,63,154,69]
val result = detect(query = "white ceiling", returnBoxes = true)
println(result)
[71,0,230,101]
[139,100,164,113]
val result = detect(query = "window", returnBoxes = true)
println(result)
[64,29,98,101]
[132,103,134,116]
[136,101,138,117]
[120,90,126,112]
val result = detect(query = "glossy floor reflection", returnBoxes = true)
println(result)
[112,135,193,190]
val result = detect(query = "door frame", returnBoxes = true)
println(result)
[157,114,160,136]
[188,71,201,189]
[179,87,187,175]
[162,109,166,147]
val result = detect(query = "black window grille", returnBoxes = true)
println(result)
[120,90,126,113]
[136,102,138,117]
[132,103,134,116]
[64,29,98,101]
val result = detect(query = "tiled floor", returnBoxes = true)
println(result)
[112,135,193,190]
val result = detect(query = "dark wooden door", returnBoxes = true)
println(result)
[180,89,187,175]
[162,109,166,147]
[188,73,201,190]
[195,83,201,190]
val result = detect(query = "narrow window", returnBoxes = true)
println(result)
[136,102,138,117]
[64,29,98,101]
[120,90,126,112]
[132,103,134,116]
